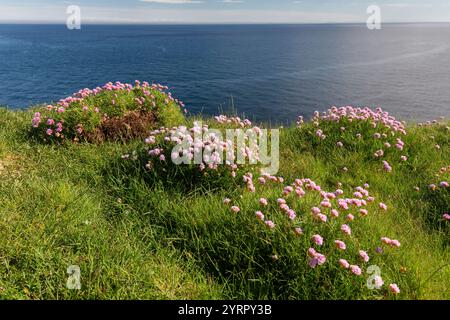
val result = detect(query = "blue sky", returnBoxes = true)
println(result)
[0,0,449,23]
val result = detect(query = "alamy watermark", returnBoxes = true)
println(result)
[367,5,382,30]
[66,265,81,290]
[66,5,81,30]
[164,122,280,175]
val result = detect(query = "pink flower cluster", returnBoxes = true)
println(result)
[381,237,401,248]
[143,121,263,176]
[313,106,407,135]
[31,80,186,140]
[214,115,252,127]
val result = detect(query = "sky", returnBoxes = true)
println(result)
[0,0,449,24]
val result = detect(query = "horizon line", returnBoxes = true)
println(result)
[1,21,450,25]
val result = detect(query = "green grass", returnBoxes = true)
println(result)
[0,107,448,300]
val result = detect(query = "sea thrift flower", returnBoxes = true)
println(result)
[265,220,275,229]
[311,207,321,215]
[231,206,240,213]
[389,283,400,294]
[383,161,392,172]
[379,203,388,211]
[373,276,384,289]
[46,129,53,136]
[341,224,351,235]
[277,198,286,205]
[400,155,408,162]
[307,248,317,257]
[294,227,303,236]
[350,265,362,276]
[321,200,332,208]
[359,209,368,216]
[359,250,370,263]
[339,259,350,269]
[317,214,327,223]
[259,198,268,206]
[255,211,265,221]
[346,214,355,221]
[334,240,346,250]
[223,198,231,205]
[440,181,449,188]
[390,239,401,248]
[312,234,324,246]
[336,141,343,148]
[443,213,450,221]
[287,209,296,220]
[331,209,339,218]
[309,258,319,268]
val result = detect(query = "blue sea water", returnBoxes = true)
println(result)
[0,23,449,123]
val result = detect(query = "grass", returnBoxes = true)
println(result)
[0,105,448,300]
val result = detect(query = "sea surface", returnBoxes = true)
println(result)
[0,23,449,123]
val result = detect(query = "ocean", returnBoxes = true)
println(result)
[0,23,449,124]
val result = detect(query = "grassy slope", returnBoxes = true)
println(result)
[0,107,448,300]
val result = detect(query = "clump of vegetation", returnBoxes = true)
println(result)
[30,81,186,143]
[0,93,448,300]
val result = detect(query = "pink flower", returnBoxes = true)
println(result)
[359,250,370,263]
[223,198,231,205]
[321,200,332,208]
[312,234,324,246]
[359,209,368,216]
[334,240,346,250]
[331,209,339,218]
[46,129,53,136]
[383,161,392,172]
[288,210,297,220]
[373,276,384,288]
[307,247,317,257]
[255,211,264,221]
[231,206,240,213]
[338,200,349,210]
[443,213,450,221]
[259,198,268,206]
[341,224,351,235]
[400,155,408,162]
[294,227,303,236]
[440,181,449,188]
[317,213,327,223]
[311,207,321,215]
[379,202,388,211]
[389,283,400,294]
[277,198,286,205]
[339,259,350,269]
[390,239,401,248]
[265,220,275,229]
[350,265,362,276]
[159,154,166,161]
[316,253,326,265]
[46,118,55,125]
[258,177,266,184]
[309,258,319,268]
[346,214,355,221]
